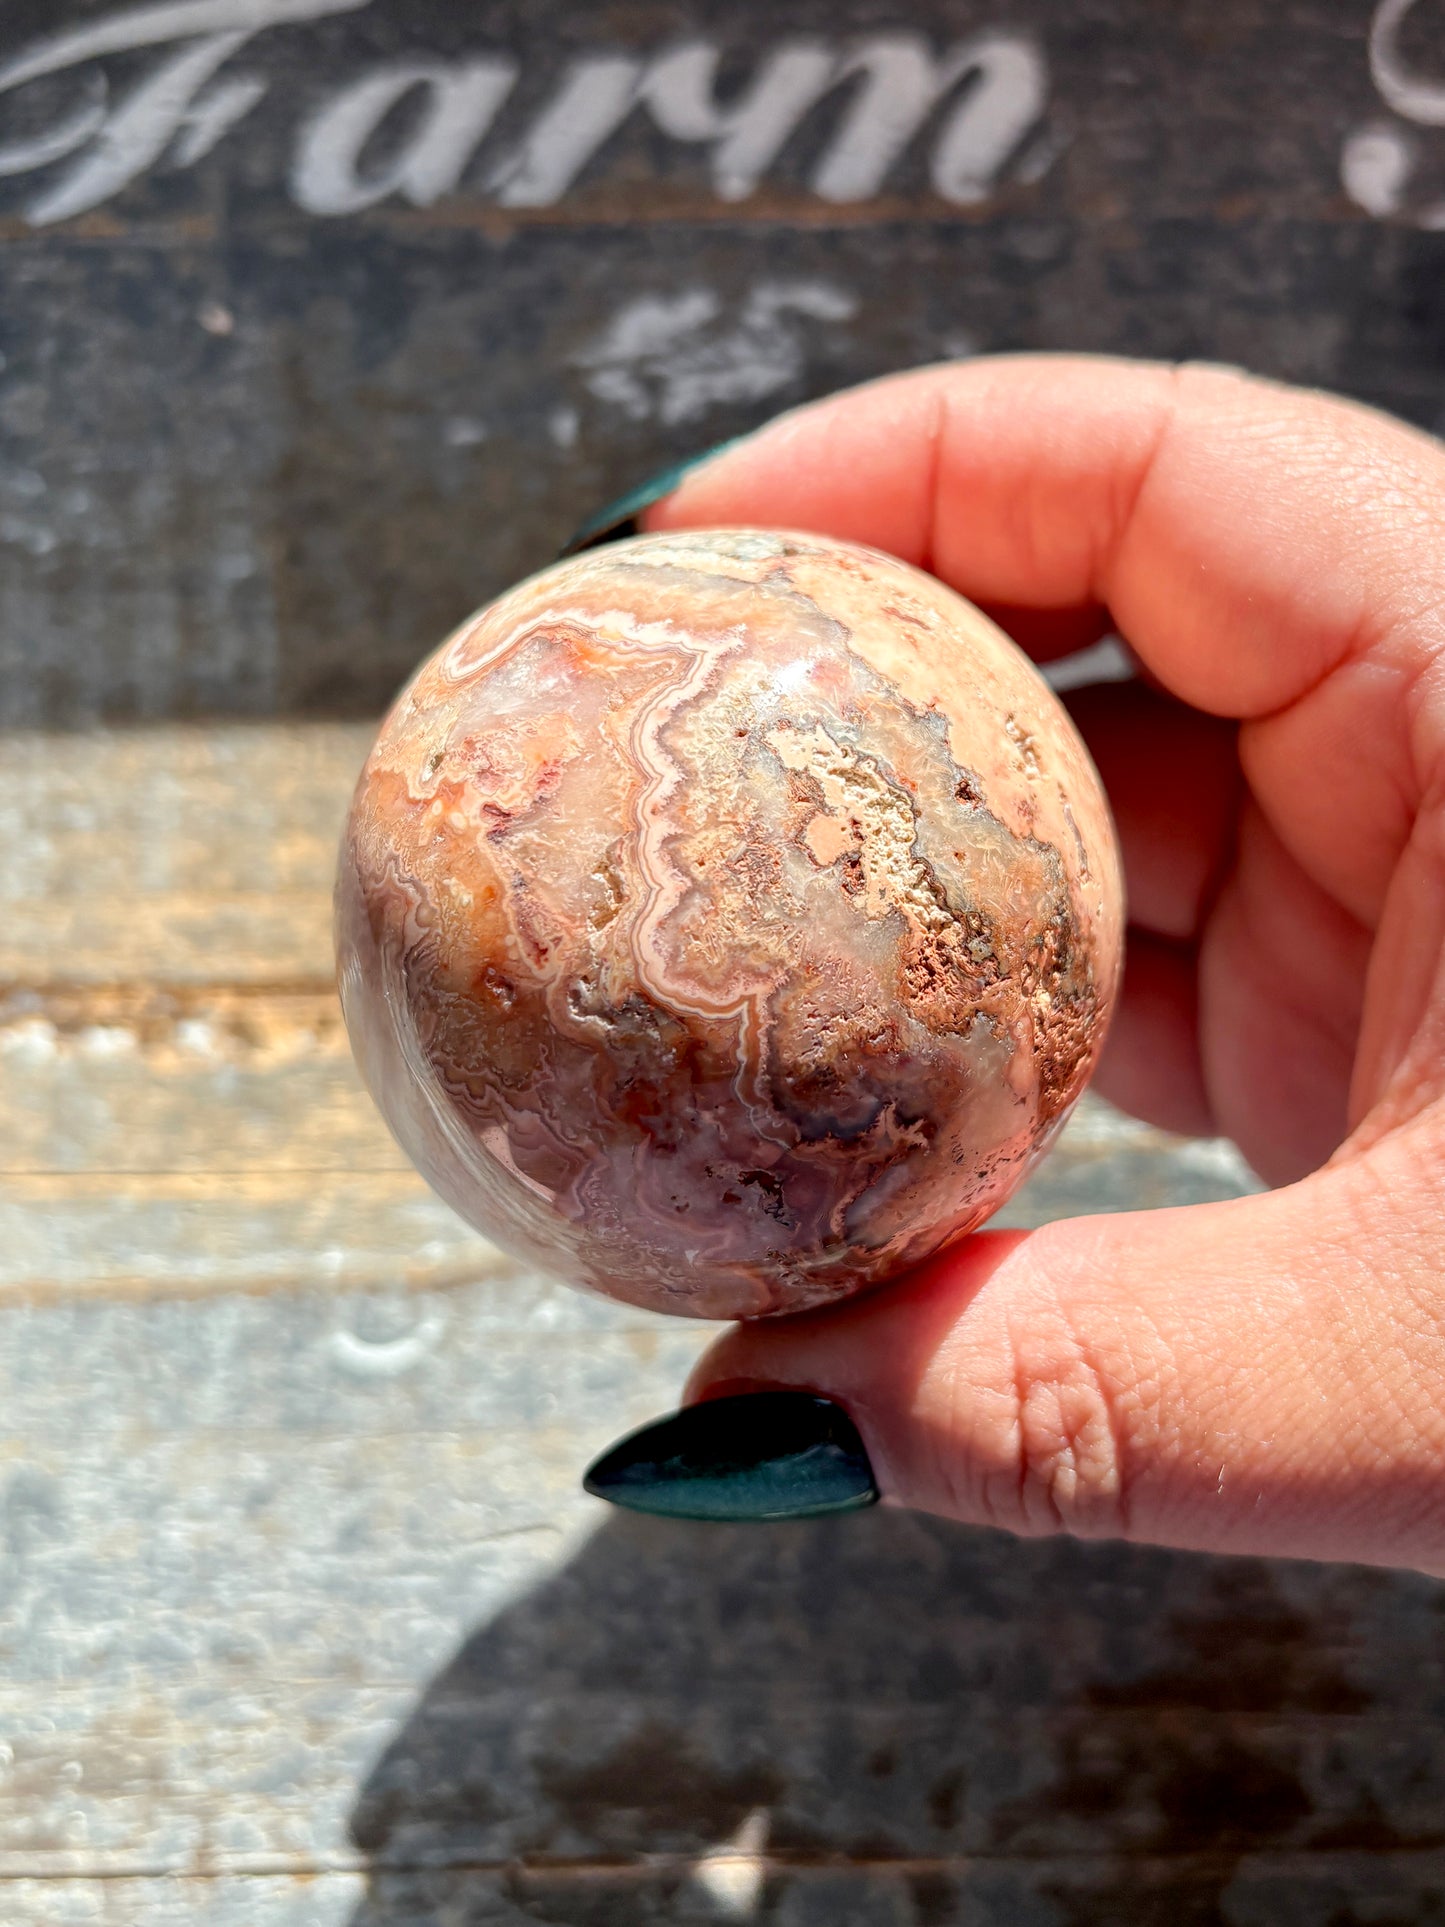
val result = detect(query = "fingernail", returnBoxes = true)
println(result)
[559,437,749,557]
[582,1390,879,1523]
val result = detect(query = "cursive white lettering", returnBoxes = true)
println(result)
[1370,0,1445,124]
[811,32,1044,202]
[489,56,642,207]
[816,35,972,200]
[292,59,516,213]
[27,31,248,223]
[640,40,837,202]
[929,32,1047,203]
[0,0,369,223]
[0,1,1055,225]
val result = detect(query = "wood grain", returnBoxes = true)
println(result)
[4,1,1441,1913]
[0,2,1438,727]
[4,721,1437,1927]
[0,723,1258,1301]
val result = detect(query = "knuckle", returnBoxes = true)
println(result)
[973,1286,1142,1542]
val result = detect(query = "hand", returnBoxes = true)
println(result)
[636,356,1445,1572]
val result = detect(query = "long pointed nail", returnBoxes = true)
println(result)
[559,437,749,557]
[583,1391,879,1523]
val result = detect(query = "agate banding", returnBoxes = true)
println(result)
[335,530,1123,1320]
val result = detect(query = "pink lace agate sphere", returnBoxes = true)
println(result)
[336,530,1123,1320]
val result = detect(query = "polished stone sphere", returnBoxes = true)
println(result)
[336,530,1123,1320]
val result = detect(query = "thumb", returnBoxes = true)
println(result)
[682,1107,1445,1570]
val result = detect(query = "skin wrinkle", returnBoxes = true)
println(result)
[1238,659,1412,932]
[993,1287,1049,1537]
[984,1250,1172,1544]
[1056,1319,1134,1540]
[1088,360,1184,622]
[1068,686,1242,1135]
[1163,728,1240,944]
[1249,809,1374,1056]
[1351,813,1445,1134]
[921,1320,1002,1528]
[1408,649,1445,803]
[1197,801,1371,1181]
[1098,1306,1176,1543]
[1058,1234,1187,1539]
[996,1235,1118,1539]
[964,394,1067,603]
[1189,766,1242,950]
[917,377,946,583]
[1011,1326,1069,1538]
[1093,933,1213,1138]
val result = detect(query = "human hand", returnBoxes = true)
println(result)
[585,356,1445,1573]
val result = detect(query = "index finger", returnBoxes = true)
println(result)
[647,355,1445,726]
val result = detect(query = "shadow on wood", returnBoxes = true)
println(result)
[345,1509,1445,1925]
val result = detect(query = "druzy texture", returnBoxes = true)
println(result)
[336,531,1123,1319]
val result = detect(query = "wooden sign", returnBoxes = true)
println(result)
[0,0,1439,723]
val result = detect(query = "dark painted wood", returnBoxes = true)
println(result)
[0,0,1438,722]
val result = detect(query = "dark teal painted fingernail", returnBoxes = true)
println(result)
[559,437,750,557]
[583,1391,879,1523]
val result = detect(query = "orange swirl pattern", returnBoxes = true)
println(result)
[336,531,1123,1319]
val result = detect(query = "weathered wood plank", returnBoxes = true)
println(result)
[0,713,1392,1927]
[0,1878,363,1927]
[0,991,399,1174]
[9,1677,1445,1875]
[0,895,334,989]
[0,1274,1442,1920]
[0,1098,1254,1300]
[0,720,1258,1305]
[347,1854,1445,1927]
[0,1173,508,1300]
[0,725,369,907]
[15,1855,1445,1927]
[0,723,365,993]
